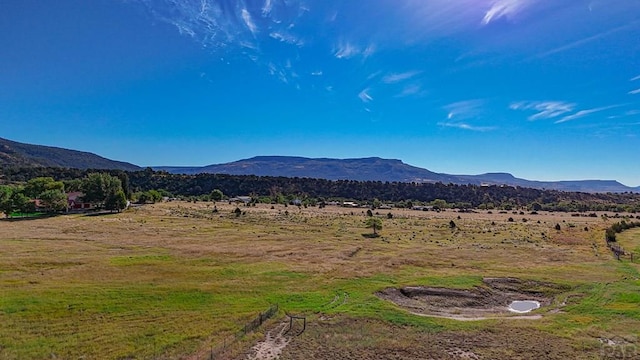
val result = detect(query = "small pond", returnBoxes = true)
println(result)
[508,300,540,313]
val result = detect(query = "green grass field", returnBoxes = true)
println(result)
[0,202,638,359]
[7,211,47,218]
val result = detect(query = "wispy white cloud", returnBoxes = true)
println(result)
[174,21,196,38]
[334,41,375,59]
[241,8,257,35]
[438,122,496,132]
[510,101,576,120]
[395,84,423,98]
[334,41,360,59]
[382,71,421,84]
[444,100,485,120]
[440,100,494,131]
[482,0,532,25]
[310,71,323,76]
[607,110,640,119]
[240,39,260,50]
[267,62,293,84]
[630,75,640,81]
[392,0,538,41]
[327,10,338,23]
[363,44,376,59]
[138,0,307,52]
[269,31,304,46]
[358,88,373,103]
[555,105,622,124]
[367,71,382,81]
[537,23,636,58]
[262,0,273,16]
[629,89,640,95]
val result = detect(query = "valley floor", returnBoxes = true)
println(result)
[1,202,638,359]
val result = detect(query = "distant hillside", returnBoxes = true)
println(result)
[156,156,462,183]
[0,137,140,171]
[1,137,635,193]
[454,173,638,193]
[155,156,640,193]
[156,156,461,183]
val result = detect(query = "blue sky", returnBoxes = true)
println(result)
[2,0,639,186]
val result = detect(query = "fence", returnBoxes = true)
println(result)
[604,220,639,262]
[206,304,279,360]
[284,313,306,336]
[606,239,634,262]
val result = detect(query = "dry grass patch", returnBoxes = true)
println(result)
[0,202,637,359]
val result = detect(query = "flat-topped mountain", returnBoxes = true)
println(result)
[0,137,140,171]
[0,137,636,193]
[159,156,460,183]
[155,156,639,193]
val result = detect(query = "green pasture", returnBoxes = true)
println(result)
[0,203,638,359]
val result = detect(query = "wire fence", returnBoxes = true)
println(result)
[205,304,279,360]
[606,240,634,262]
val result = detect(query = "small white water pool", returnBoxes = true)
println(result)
[508,300,541,313]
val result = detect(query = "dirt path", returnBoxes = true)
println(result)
[245,322,291,360]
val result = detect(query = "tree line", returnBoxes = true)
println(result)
[1,166,639,213]
[605,220,640,243]
[0,173,128,217]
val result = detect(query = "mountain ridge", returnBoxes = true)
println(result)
[154,156,640,193]
[0,137,636,193]
[0,137,140,171]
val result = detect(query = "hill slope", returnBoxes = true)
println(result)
[157,156,461,183]
[199,156,462,183]
[1,138,634,193]
[0,137,140,171]
[155,156,639,193]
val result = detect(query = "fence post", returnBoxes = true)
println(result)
[206,304,278,360]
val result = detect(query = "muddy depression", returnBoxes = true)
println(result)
[377,277,569,320]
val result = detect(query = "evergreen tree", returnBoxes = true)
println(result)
[365,217,383,236]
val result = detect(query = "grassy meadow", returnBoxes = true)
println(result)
[1,202,639,359]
